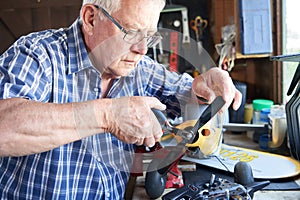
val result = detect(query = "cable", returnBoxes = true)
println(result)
[214,155,230,172]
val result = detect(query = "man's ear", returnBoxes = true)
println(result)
[81,4,98,36]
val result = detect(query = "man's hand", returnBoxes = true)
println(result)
[192,67,242,111]
[106,96,166,147]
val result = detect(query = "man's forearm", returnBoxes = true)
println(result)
[0,98,108,157]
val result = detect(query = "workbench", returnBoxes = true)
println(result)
[130,131,300,200]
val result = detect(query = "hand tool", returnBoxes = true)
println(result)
[190,16,208,54]
[146,96,225,199]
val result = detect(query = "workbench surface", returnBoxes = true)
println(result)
[130,131,300,200]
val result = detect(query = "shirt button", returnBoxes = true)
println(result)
[93,88,99,92]
[106,191,110,198]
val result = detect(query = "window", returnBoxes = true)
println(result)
[282,0,300,103]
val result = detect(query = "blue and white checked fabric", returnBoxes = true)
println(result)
[0,18,193,199]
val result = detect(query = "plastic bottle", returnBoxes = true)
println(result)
[252,99,274,124]
[260,108,271,124]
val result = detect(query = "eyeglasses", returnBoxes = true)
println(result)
[94,4,162,48]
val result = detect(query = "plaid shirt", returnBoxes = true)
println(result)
[0,19,193,199]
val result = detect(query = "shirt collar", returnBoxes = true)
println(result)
[66,18,93,74]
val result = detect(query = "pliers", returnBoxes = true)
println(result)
[152,96,225,145]
[145,96,226,198]
[152,109,194,142]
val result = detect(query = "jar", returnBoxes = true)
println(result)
[268,105,287,148]
[252,99,274,124]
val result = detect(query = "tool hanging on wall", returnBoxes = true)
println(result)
[215,32,236,71]
[189,16,208,55]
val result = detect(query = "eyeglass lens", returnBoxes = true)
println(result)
[124,30,162,47]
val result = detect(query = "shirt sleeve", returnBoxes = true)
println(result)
[138,56,194,119]
[0,36,52,101]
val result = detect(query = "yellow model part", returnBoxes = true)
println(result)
[176,120,222,156]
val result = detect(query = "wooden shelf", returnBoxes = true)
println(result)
[235,52,271,59]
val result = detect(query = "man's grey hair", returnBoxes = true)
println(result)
[82,0,121,14]
[82,0,165,16]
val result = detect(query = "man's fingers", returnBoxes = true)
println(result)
[192,68,243,111]
[232,89,242,110]
[135,138,144,146]
[106,96,166,146]
[150,109,163,139]
[145,96,166,111]
[192,75,215,104]
[143,136,156,147]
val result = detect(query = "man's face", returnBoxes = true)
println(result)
[84,0,163,78]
